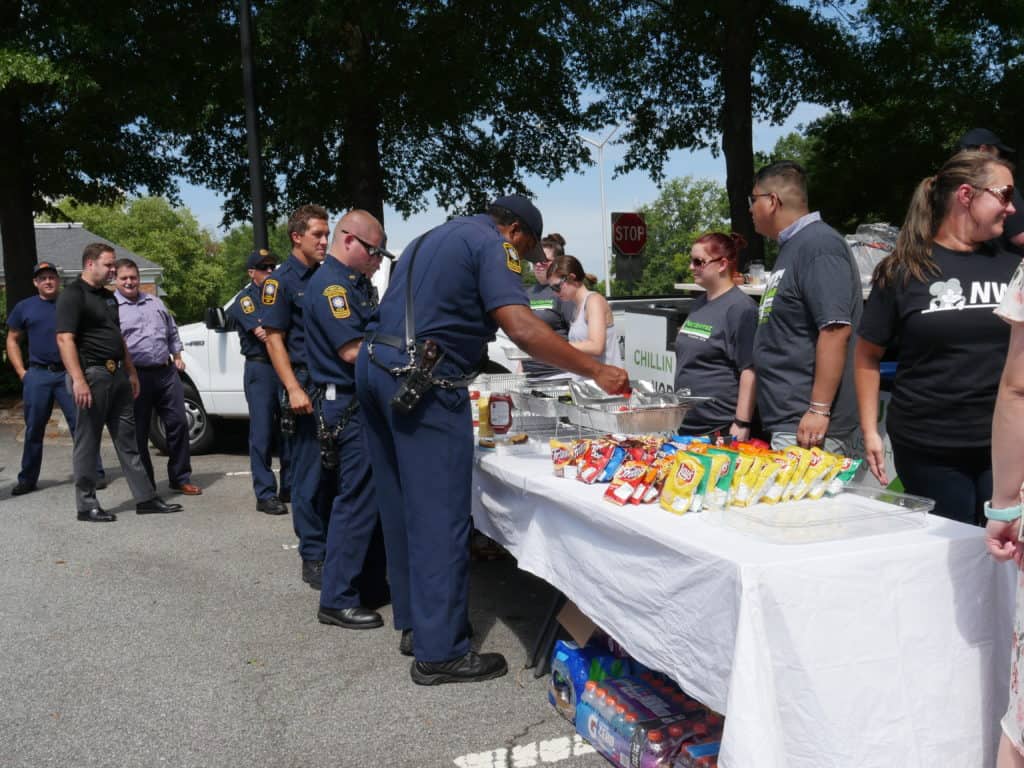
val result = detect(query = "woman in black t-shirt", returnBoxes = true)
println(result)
[855,150,1019,524]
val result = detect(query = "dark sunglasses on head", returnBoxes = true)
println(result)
[341,229,394,260]
[975,184,1015,206]
[691,256,724,268]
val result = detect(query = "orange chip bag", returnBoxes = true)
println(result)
[604,461,649,506]
[550,439,572,478]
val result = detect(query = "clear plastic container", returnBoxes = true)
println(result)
[705,483,934,544]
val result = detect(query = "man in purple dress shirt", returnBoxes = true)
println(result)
[114,259,201,496]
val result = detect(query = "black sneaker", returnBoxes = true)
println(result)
[302,560,323,590]
[11,482,36,496]
[411,651,508,686]
[256,496,287,515]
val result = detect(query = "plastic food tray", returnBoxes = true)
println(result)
[704,483,934,544]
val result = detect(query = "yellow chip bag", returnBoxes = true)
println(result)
[732,456,781,507]
[789,448,833,501]
[761,453,800,504]
[659,453,705,515]
[780,447,815,502]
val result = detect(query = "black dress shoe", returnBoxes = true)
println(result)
[279,489,291,503]
[136,496,183,515]
[302,560,323,590]
[411,651,508,686]
[318,606,384,630]
[77,507,116,523]
[11,482,36,496]
[256,496,288,515]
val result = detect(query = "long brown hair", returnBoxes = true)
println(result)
[874,150,1014,288]
[549,254,597,287]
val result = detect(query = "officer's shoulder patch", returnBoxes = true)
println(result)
[504,242,521,274]
[323,284,350,319]
[240,296,256,314]
[261,279,279,305]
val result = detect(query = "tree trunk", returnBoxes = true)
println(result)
[0,92,38,311]
[341,107,386,226]
[720,8,765,271]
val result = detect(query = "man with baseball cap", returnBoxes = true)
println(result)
[959,128,1024,252]
[226,249,290,515]
[6,262,104,495]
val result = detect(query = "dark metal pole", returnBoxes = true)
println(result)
[239,0,268,250]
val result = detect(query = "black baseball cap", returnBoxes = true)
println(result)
[959,128,1015,155]
[246,248,278,270]
[491,194,545,262]
[32,261,59,278]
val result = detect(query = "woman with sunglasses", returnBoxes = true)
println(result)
[855,150,1019,523]
[674,232,758,439]
[547,255,623,376]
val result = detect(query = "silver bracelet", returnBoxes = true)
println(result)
[807,407,831,417]
[809,400,831,408]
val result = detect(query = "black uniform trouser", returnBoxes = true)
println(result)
[71,366,155,512]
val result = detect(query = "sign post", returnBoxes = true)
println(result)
[611,212,648,292]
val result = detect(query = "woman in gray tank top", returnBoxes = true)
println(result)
[546,255,623,377]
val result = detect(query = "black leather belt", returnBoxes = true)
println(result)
[245,354,271,364]
[135,362,170,372]
[368,333,425,355]
[85,359,123,372]
[31,363,65,372]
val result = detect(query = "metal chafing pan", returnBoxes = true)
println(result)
[560,379,714,433]
[507,379,573,417]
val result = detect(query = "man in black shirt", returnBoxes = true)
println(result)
[55,243,182,522]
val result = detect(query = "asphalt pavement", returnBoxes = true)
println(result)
[0,420,606,767]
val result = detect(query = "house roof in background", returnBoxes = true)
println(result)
[0,223,162,278]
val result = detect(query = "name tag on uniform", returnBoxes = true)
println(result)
[325,384,336,401]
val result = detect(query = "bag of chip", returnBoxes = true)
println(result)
[660,453,705,515]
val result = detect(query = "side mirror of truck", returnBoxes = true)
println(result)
[205,307,226,330]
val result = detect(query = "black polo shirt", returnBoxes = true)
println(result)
[55,278,123,364]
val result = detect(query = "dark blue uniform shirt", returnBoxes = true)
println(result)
[369,214,529,371]
[305,256,377,391]
[227,281,269,358]
[7,295,62,366]
[260,254,319,367]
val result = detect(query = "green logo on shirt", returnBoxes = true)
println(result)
[680,319,712,340]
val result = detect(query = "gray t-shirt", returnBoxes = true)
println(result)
[753,219,862,435]
[674,286,757,434]
[522,283,573,378]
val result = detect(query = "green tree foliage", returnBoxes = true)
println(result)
[50,198,227,323]
[0,0,232,308]
[583,0,856,267]
[612,177,729,296]
[799,0,1024,232]
[216,222,292,303]
[181,1,600,227]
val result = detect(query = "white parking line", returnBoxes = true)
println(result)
[453,735,595,767]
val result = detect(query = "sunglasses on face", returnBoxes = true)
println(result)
[975,184,1015,206]
[691,256,724,268]
[253,263,275,272]
[341,229,392,260]
[550,276,569,293]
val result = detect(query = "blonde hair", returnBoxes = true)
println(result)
[875,150,1013,288]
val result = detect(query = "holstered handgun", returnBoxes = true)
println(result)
[390,340,441,415]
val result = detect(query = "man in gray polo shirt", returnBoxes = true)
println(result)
[748,161,861,453]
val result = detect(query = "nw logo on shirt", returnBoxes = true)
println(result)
[922,278,1006,313]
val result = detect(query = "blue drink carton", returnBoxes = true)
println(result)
[549,638,632,721]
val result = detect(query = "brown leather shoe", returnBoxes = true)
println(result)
[170,482,202,495]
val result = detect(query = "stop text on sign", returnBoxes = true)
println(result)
[611,211,647,256]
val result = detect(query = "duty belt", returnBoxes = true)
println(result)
[245,354,271,364]
[366,333,477,390]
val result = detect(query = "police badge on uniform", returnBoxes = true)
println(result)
[323,285,350,319]
[261,279,279,305]
[240,296,256,314]
[504,242,521,274]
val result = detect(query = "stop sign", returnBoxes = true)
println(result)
[612,212,647,256]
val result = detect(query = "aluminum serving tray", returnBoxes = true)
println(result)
[508,379,573,417]
[561,379,712,434]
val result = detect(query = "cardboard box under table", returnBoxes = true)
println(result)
[471,451,1015,768]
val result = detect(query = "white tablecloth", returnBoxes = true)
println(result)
[471,451,1017,768]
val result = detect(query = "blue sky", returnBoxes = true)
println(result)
[180,103,827,280]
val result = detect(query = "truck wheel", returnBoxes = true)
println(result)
[149,381,216,455]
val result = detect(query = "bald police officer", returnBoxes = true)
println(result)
[227,249,289,515]
[358,195,629,685]
[306,210,392,630]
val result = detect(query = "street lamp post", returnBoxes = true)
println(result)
[579,123,623,298]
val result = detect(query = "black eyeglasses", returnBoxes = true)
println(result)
[341,229,393,260]
[691,256,724,268]
[974,184,1015,206]
[550,277,569,293]
[747,192,776,207]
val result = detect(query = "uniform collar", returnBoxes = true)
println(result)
[286,252,321,277]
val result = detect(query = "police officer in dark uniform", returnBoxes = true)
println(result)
[227,249,290,515]
[305,210,392,630]
[262,205,332,588]
[357,195,629,685]
[6,261,104,495]
[55,243,182,521]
